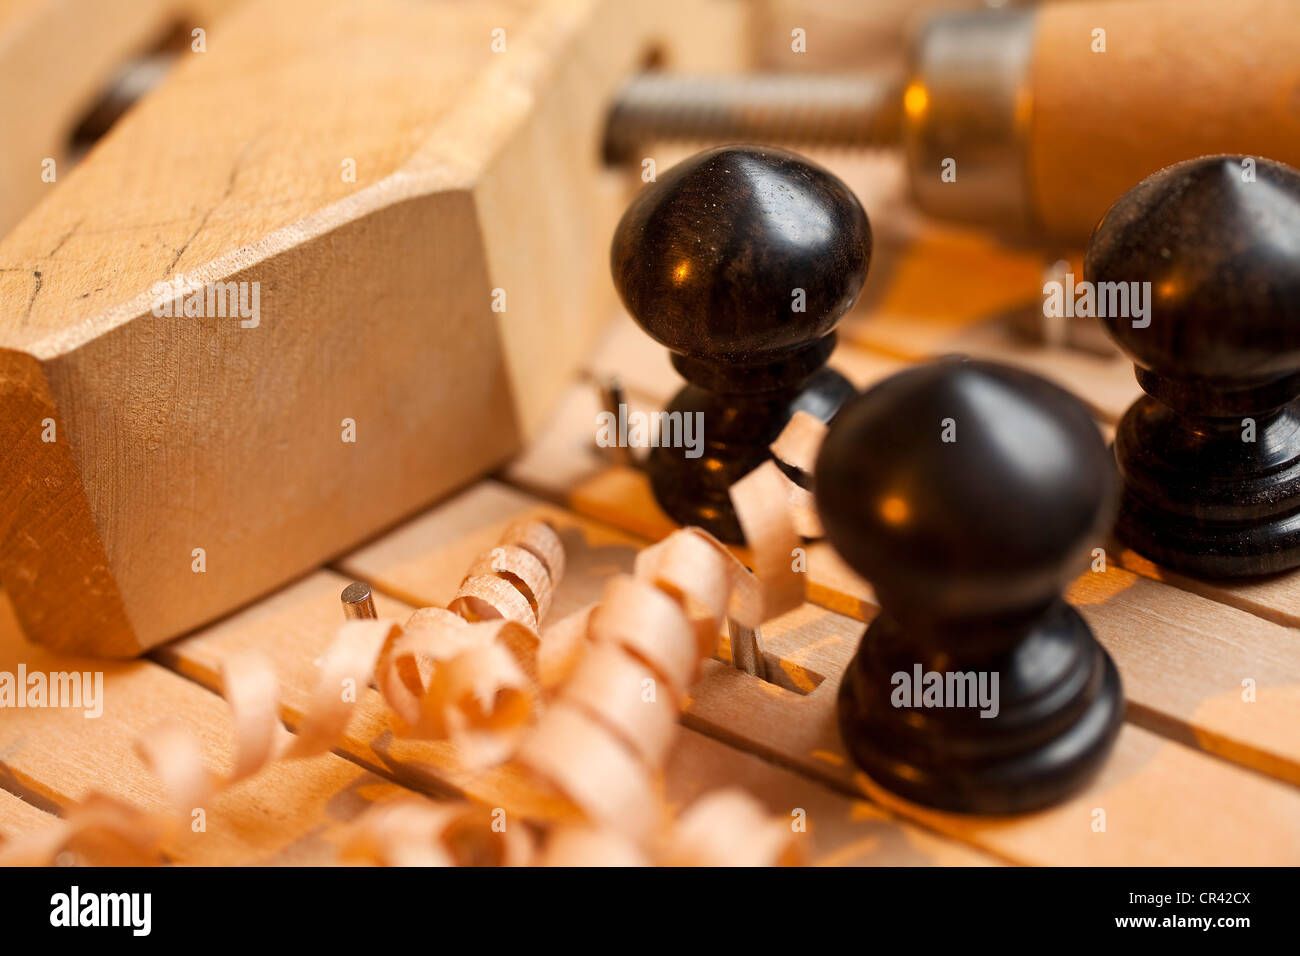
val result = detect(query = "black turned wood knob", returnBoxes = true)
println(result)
[1086,155,1300,577]
[611,145,870,543]
[815,358,1124,814]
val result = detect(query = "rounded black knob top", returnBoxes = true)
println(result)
[1085,155,1300,389]
[610,145,871,365]
[814,359,1116,625]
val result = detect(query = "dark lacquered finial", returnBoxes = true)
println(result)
[815,358,1124,813]
[1086,155,1300,577]
[611,145,871,543]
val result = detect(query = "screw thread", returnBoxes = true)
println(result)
[604,73,903,163]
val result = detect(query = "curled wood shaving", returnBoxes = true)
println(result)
[770,409,827,479]
[537,824,650,867]
[342,799,533,867]
[660,788,802,867]
[768,409,828,539]
[536,604,592,690]
[587,574,699,699]
[730,461,806,621]
[512,450,813,863]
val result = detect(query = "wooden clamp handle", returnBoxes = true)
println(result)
[1028,0,1300,237]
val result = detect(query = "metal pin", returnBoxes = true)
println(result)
[340,581,377,620]
[596,375,638,468]
[1001,257,1118,358]
[71,53,176,148]
[728,619,767,680]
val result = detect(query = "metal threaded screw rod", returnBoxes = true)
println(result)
[603,73,903,163]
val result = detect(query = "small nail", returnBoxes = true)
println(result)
[728,619,766,680]
[341,581,377,620]
[597,376,637,468]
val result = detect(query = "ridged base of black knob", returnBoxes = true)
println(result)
[836,600,1124,815]
[646,366,854,543]
[1113,396,1300,577]
[1115,496,1300,579]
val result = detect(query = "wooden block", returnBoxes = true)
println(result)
[751,0,974,76]
[0,0,750,657]
[0,591,429,864]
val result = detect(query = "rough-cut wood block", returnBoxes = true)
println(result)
[0,0,748,656]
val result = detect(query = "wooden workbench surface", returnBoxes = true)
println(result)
[1,152,1296,867]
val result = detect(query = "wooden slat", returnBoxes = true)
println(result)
[338,479,1300,864]
[0,788,55,840]
[858,723,1300,866]
[664,728,996,866]
[819,151,1142,423]
[153,561,998,864]
[0,590,426,864]
[1069,565,1300,784]
[506,383,620,503]
[1116,546,1300,631]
